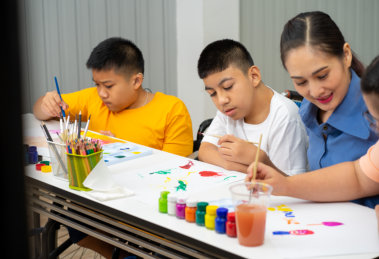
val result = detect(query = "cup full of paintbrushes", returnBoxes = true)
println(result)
[66,138,103,191]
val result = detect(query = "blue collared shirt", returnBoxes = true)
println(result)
[300,70,378,171]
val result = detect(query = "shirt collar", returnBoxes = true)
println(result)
[300,70,370,139]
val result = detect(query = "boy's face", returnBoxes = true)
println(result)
[203,66,255,121]
[92,69,140,112]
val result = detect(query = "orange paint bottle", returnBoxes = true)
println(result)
[185,199,197,223]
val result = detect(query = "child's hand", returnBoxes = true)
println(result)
[40,90,69,118]
[100,130,115,137]
[217,134,256,165]
[245,162,287,196]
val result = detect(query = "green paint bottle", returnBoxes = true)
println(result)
[196,202,209,226]
[159,191,170,213]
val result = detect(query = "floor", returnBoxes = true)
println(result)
[30,214,106,259]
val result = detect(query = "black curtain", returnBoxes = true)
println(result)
[1,0,29,257]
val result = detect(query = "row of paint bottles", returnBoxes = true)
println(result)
[158,191,236,237]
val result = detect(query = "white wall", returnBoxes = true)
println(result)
[176,0,240,138]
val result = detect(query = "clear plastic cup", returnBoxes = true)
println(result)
[229,181,273,247]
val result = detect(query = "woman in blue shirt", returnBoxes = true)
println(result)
[279,11,378,207]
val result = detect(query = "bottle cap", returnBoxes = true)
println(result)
[29,146,37,152]
[186,199,197,207]
[177,196,187,204]
[206,205,218,215]
[197,202,209,211]
[167,193,177,202]
[41,165,52,173]
[160,191,170,199]
[216,207,228,217]
[227,212,235,222]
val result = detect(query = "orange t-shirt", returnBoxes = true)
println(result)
[62,88,193,157]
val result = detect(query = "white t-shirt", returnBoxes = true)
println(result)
[202,89,309,175]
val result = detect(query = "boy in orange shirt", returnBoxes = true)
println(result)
[34,37,193,157]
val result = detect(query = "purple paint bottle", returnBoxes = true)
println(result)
[176,196,187,219]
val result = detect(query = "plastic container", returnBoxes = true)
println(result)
[28,146,38,164]
[66,150,103,191]
[167,193,177,216]
[196,202,209,226]
[159,191,170,213]
[176,196,187,219]
[205,205,218,230]
[226,212,237,237]
[215,207,228,234]
[185,199,197,223]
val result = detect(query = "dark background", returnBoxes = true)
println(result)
[1,0,29,257]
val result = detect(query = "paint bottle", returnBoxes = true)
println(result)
[195,202,209,226]
[176,196,187,219]
[158,191,170,213]
[226,212,237,237]
[185,199,197,223]
[215,207,228,234]
[28,146,38,164]
[167,193,177,216]
[205,205,218,230]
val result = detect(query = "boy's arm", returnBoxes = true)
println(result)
[199,142,249,173]
[246,160,379,201]
[33,91,68,120]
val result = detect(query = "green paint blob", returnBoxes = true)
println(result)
[176,180,187,191]
[150,169,172,175]
[223,176,237,181]
[115,155,125,158]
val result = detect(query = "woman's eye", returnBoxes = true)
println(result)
[296,81,306,86]
[224,84,233,90]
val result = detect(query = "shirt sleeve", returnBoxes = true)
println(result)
[267,115,309,176]
[162,100,194,157]
[201,111,227,146]
[359,141,379,182]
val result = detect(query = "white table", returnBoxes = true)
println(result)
[23,114,379,259]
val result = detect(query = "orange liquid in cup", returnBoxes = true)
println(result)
[235,203,267,246]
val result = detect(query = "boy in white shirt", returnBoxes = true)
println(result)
[197,39,308,175]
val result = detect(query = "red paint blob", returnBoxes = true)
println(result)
[290,229,314,235]
[322,221,343,227]
[199,171,223,177]
[180,160,194,169]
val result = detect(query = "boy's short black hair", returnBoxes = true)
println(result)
[86,37,144,77]
[197,39,254,79]
[361,55,379,95]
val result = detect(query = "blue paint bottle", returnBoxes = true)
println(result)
[215,207,228,234]
[28,146,38,164]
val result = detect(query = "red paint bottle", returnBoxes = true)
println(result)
[226,212,237,238]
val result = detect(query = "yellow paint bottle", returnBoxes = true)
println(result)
[204,205,218,230]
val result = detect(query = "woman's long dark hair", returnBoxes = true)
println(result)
[280,11,364,77]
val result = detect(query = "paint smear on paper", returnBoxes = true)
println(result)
[180,160,194,169]
[176,180,187,191]
[224,176,237,181]
[290,229,314,235]
[199,171,223,177]
[150,169,172,175]
[308,221,344,227]
[273,230,314,236]
[322,221,343,227]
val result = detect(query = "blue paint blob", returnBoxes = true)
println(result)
[273,231,290,235]
[285,212,295,217]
